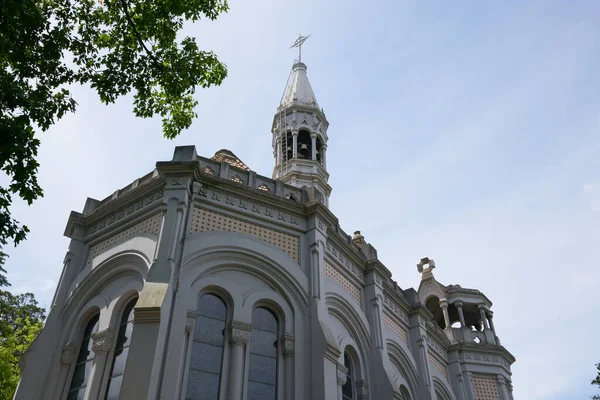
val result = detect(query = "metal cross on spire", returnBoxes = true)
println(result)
[290,34,311,63]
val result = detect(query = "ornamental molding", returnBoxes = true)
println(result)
[196,185,304,229]
[229,321,252,345]
[281,333,295,357]
[464,352,511,369]
[134,306,161,324]
[92,329,114,353]
[325,241,364,281]
[427,336,447,361]
[336,363,348,386]
[383,293,408,322]
[61,343,78,365]
[88,189,164,236]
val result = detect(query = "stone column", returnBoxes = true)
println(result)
[336,363,348,399]
[282,333,295,400]
[488,310,500,345]
[87,329,114,399]
[53,343,77,400]
[439,299,451,329]
[478,304,489,330]
[454,301,466,327]
[310,133,317,161]
[321,144,327,168]
[227,321,252,400]
[292,131,298,159]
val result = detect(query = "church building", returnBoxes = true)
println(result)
[15,55,516,400]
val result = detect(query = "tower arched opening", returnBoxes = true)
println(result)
[296,130,312,160]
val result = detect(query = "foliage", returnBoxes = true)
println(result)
[0,251,45,400]
[0,316,43,400]
[592,363,600,400]
[1,0,228,256]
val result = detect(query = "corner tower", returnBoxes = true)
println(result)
[272,59,331,206]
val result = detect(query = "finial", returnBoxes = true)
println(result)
[417,257,435,274]
[290,34,311,63]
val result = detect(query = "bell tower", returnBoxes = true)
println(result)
[272,36,331,206]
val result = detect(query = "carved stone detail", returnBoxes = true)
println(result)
[281,333,295,357]
[61,343,78,365]
[356,379,369,400]
[185,311,198,334]
[92,329,114,353]
[337,363,349,386]
[229,321,252,345]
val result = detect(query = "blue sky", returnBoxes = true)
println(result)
[3,1,600,398]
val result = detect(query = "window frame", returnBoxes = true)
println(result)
[64,313,100,400]
[246,306,281,400]
[182,292,232,400]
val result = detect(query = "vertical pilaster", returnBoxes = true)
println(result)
[282,333,295,400]
[321,144,327,168]
[227,321,251,400]
[86,329,114,400]
[52,343,77,400]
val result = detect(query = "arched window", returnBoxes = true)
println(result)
[342,352,354,400]
[67,314,99,400]
[104,298,137,400]
[248,307,278,400]
[186,294,227,400]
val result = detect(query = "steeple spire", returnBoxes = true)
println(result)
[272,40,331,206]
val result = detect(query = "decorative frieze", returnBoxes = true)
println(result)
[86,212,163,264]
[88,189,164,235]
[383,294,407,322]
[464,352,511,369]
[325,241,364,281]
[325,261,361,303]
[196,186,303,228]
[190,207,300,263]
[383,314,408,345]
[426,336,447,361]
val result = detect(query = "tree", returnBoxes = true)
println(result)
[1,0,228,257]
[0,316,43,400]
[592,363,600,400]
[0,253,45,400]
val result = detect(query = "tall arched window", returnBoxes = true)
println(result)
[248,307,278,400]
[186,294,227,400]
[342,352,354,400]
[67,314,99,400]
[104,298,137,400]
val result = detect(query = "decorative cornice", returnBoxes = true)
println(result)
[61,343,78,365]
[325,241,365,281]
[196,185,305,230]
[134,306,161,324]
[229,321,252,345]
[92,329,114,353]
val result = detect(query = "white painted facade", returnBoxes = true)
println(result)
[15,60,515,400]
